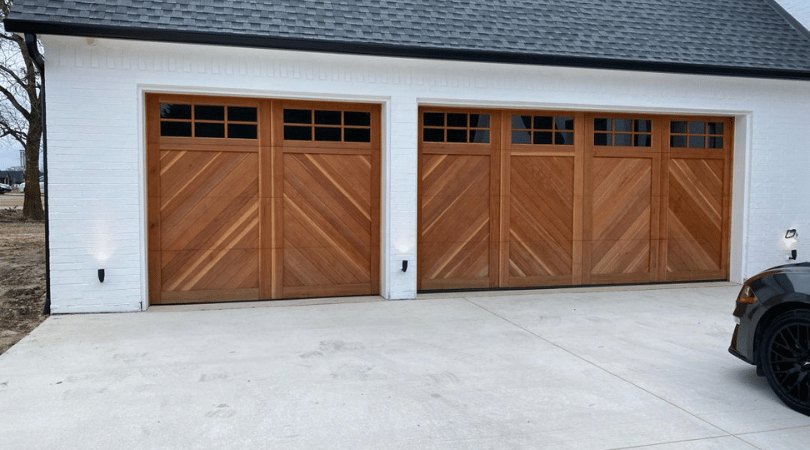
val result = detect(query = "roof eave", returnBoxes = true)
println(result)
[7,19,810,81]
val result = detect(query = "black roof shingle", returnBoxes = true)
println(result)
[6,0,810,79]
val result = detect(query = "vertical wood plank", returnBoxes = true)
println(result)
[581,113,594,285]
[657,116,670,281]
[272,100,285,298]
[721,117,734,276]
[572,111,585,285]
[498,111,511,287]
[145,94,162,304]
[490,110,502,288]
[259,99,274,299]
[370,105,382,295]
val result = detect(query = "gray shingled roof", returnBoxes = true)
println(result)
[6,0,810,79]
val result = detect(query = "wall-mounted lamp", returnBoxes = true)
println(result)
[782,229,799,261]
[401,260,408,272]
[98,269,105,283]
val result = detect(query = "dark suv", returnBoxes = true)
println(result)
[729,262,810,415]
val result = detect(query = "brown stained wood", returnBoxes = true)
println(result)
[572,112,586,284]
[419,277,491,290]
[720,118,734,276]
[278,100,381,298]
[418,109,732,292]
[657,116,671,281]
[148,96,734,301]
[665,158,725,275]
[159,154,259,250]
[589,156,653,279]
[157,139,262,153]
[148,95,381,303]
[417,107,500,290]
[161,248,259,292]
[148,250,161,303]
[258,100,273,299]
[507,156,575,282]
[146,95,162,304]
[664,116,733,281]
[421,146,493,155]
[498,113,511,287]
[419,153,492,288]
[490,111,503,288]
[161,288,260,303]
[369,109,382,293]
[282,154,373,287]
[282,283,374,299]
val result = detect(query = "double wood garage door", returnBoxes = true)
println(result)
[419,109,733,290]
[147,95,380,304]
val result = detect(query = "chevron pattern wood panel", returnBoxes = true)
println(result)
[159,150,260,299]
[282,153,374,295]
[508,156,574,280]
[666,158,724,275]
[590,157,652,277]
[420,154,491,289]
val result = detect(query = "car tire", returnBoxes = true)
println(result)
[760,310,810,416]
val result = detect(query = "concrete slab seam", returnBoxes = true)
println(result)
[461,294,738,442]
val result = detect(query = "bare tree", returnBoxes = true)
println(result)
[0,0,43,220]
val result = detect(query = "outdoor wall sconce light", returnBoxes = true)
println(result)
[782,229,799,260]
[401,260,408,272]
[98,269,105,283]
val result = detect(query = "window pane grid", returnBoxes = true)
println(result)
[670,120,724,149]
[283,109,372,142]
[593,118,652,147]
[159,103,258,139]
[422,112,491,143]
[511,114,574,145]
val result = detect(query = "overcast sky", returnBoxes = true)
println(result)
[0,138,22,170]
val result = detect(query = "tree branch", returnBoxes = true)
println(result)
[0,82,30,118]
[0,60,27,87]
[0,118,27,147]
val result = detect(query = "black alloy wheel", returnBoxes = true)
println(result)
[760,310,810,416]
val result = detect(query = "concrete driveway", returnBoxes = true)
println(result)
[2,283,809,449]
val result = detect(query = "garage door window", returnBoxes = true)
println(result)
[670,120,724,148]
[593,118,652,147]
[283,108,372,142]
[511,115,574,145]
[422,112,490,143]
[159,103,258,139]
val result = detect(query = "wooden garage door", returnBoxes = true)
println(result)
[276,102,381,299]
[418,108,732,291]
[418,110,500,290]
[503,113,582,288]
[662,117,733,281]
[584,115,661,284]
[147,95,380,304]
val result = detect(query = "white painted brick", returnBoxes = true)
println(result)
[39,35,810,312]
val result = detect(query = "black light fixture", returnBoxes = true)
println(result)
[401,260,408,272]
[98,269,105,283]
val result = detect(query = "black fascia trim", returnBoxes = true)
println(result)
[7,19,810,81]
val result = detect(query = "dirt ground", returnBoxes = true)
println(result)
[0,193,46,355]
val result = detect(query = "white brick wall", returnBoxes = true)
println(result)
[41,35,810,313]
